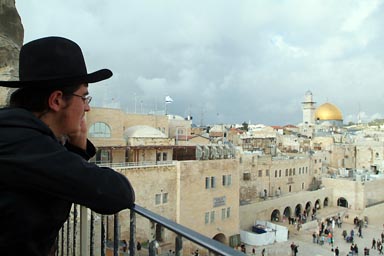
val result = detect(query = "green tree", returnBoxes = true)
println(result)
[241,121,249,131]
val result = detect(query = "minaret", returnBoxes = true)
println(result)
[302,90,316,125]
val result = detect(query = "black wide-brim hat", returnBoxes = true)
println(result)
[0,36,112,88]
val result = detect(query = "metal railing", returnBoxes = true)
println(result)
[57,204,244,256]
[96,161,175,168]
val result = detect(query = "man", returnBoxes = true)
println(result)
[335,246,339,256]
[0,36,135,255]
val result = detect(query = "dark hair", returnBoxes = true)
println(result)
[9,84,81,112]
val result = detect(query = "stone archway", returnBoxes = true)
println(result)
[271,209,281,222]
[295,204,302,217]
[337,197,348,208]
[305,201,311,216]
[212,233,226,244]
[283,207,292,223]
[283,206,292,218]
[323,197,329,207]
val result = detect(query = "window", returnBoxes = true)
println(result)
[221,207,231,220]
[266,170,269,177]
[243,173,251,181]
[206,176,216,189]
[279,170,281,177]
[299,167,301,174]
[293,168,295,175]
[156,153,161,161]
[221,208,226,220]
[162,193,168,204]
[227,175,232,186]
[222,175,232,186]
[285,169,288,176]
[205,212,209,224]
[227,207,231,218]
[155,192,168,205]
[275,170,278,178]
[89,122,111,138]
[205,177,210,189]
[210,211,215,223]
[258,170,262,177]
[162,152,167,161]
[155,194,161,205]
[289,169,292,176]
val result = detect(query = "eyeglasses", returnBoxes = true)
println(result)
[71,93,92,104]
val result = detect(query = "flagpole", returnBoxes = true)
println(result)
[165,96,173,115]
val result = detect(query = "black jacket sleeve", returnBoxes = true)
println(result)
[0,134,135,215]
[65,139,96,161]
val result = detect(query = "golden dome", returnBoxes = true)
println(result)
[315,103,343,121]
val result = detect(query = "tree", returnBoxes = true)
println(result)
[241,122,249,131]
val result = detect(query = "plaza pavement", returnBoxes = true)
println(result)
[244,207,384,256]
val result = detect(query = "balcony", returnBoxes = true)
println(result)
[57,204,244,256]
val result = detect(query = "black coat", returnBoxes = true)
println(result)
[0,108,135,255]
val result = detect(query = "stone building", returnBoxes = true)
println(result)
[84,107,240,252]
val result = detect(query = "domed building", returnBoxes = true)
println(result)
[315,103,343,122]
[314,102,344,134]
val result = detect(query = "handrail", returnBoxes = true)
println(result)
[97,161,175,168]
[132,204,244,256]
[59,205,244,256]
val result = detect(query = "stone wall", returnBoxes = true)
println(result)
[239,188,333,230]
[0,0,23,105]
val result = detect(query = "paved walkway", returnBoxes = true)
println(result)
[244,208,384,256]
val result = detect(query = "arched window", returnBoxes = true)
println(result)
[89,122,111,138]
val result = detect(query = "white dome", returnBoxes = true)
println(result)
[124,125,167,139]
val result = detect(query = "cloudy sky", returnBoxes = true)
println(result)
[16,0,384,126]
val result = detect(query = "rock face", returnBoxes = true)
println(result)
[0,0,24,106]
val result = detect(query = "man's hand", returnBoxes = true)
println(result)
[67,117,88,150]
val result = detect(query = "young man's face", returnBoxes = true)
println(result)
[59,84,91,136]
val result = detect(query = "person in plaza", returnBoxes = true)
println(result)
[358,225,363,238]
[334,246,339,256]
[372,238,377,250]
[0,36,135,256]
[379,241,384,254]
[290,242,298,256]
[290,242,295,255]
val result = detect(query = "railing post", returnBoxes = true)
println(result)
[101,215,106,256]
[60,225,64,256]
[66,217,70,256]
[129,209,136,256]
[113,213,119,256]
[73,204,77,256]
[80,206,88,256]
[148,240,158,256]
[90,211,95,256]
[175,235,183,256]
